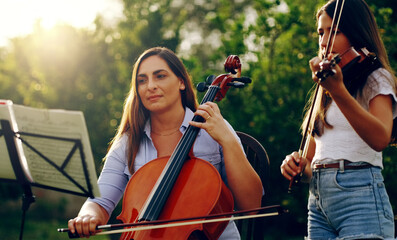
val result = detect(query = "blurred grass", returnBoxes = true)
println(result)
[0,207,113,240]
[0,186,114,240]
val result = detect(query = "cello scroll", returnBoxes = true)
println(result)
[197,55,251,101]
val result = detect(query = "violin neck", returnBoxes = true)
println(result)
[138,85,221,222]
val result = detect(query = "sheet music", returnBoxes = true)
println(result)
[0,127,16,180]
[0,100,29,181]
[0,100,100,197]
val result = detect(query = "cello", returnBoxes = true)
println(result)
[117,55,250,240]
[59,54,284,239]
[111,55,250,240]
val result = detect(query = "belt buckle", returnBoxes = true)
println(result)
[339,160,345,172]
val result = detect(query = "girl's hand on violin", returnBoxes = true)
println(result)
[189,102,233,144]
[309,55,344,94]
[280,151,307,181]
[309,56,322,78]
[68,214,101,238]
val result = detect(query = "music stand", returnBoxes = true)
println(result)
[0,118,98,240]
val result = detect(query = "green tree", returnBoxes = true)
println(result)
[0,0,396,239]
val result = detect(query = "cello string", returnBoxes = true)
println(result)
[139,85,219,224]
[139,118,201,221]
[146,87,217,215]
[128,126,198,239]
[147,85,218,214]
[123,74,234,237]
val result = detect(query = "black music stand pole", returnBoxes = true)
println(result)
[1,120,36,240]
[19,183,35,240]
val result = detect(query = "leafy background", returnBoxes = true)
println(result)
[0,0,396,239]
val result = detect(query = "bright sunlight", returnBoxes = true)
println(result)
[0,0,123,46]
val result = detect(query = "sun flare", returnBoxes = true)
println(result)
[0,0,123,46]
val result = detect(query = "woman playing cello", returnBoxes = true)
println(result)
[280,0,396,239]
[67,47,262,239]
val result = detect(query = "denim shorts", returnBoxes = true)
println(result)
[307,166,395,239]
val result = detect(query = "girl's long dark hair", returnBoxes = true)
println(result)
[303,0,396,139]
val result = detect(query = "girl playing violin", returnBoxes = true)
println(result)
[67,47,263,239]
[280,0,395,239]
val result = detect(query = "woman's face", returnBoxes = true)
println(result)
[137,55,185,113]
[317,12,352,58]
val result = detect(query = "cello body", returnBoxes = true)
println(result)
[117,156,234,240]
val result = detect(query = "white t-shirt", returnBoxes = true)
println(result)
[313,68,397,168]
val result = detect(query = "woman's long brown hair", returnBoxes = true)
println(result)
[106,47,199,174]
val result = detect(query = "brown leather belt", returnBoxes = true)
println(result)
[313,161,372,170]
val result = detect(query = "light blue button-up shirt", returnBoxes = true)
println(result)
[89,107,241,239]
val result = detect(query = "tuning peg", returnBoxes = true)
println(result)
[227,82,245,88]
[233,77,251,84]
[196,82,207,92]
[196,75,216,92]
[206,75,216,84]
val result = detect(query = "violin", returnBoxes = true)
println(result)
[316,46,380,90]
[288,0,380,193]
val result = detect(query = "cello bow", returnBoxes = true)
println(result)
[57,205,287,238]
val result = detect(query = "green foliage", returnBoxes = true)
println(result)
[0,0,396,238]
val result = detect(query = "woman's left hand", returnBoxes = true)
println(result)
[189,102,233,144]
[191,102,263,211]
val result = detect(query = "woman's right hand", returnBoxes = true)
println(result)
[280,151,308,181]
[68,214,102,238]
[67,202,109,238]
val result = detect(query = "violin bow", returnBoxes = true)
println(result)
[288,0,346,193]
[58,205,287,238]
